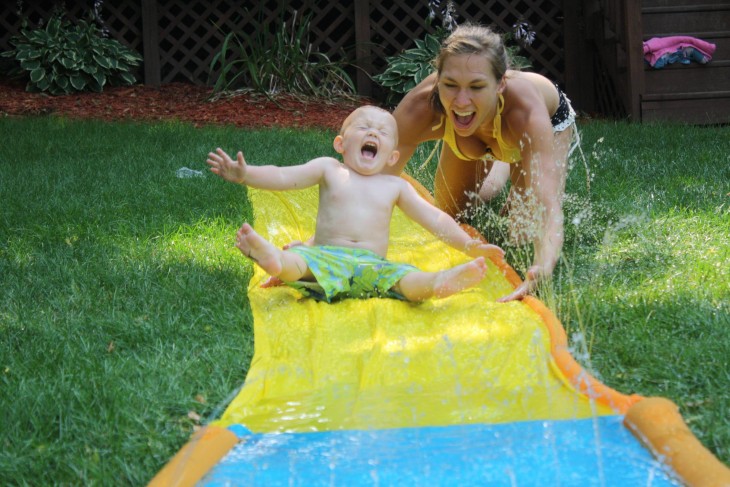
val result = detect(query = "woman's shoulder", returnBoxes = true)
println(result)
[504,72,559,112]
[503,72,557,130]
[393,74,441,134]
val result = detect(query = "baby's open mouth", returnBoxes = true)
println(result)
[361,142,378,159]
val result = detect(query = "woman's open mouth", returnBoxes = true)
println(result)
[452,110,476,130]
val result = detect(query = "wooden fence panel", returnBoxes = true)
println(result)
[0,0,567,99]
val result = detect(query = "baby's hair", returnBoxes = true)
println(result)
[430,23,510,113]
[340,105,398,145]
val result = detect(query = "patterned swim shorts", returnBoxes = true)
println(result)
[286,245,419,302]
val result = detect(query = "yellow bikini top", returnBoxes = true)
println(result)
[434,94,522,163]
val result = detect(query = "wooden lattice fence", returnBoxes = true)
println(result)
[0,0,566,99]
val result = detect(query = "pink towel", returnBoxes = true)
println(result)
[643,36,716,66]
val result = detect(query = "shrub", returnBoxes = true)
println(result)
[372,31,445,104]
[209,12,355,100]
[2,10,141,95]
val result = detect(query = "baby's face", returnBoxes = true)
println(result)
[337,107,399,176]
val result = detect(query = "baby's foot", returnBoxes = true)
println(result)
[235,223,283,276]
[433,257,487,298]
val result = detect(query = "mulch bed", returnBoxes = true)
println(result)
[0,78,369,130]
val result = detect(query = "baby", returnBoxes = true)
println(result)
[207,105,503,302]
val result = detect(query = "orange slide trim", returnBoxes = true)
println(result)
[402,174,642,413]
[523,295,643,414]
[625,397,730,487]
[463,220,641,413]
[147,426,238,487]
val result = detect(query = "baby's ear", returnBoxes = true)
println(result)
[387,149,401,166]
[333,135,344,154]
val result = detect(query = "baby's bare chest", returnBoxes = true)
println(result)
[323,176,398,217]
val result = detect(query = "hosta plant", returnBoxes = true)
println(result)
[372,31,443,103]
[2,11,141,95]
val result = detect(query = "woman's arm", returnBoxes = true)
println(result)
[498,102,564,302]
[388,74,441,175]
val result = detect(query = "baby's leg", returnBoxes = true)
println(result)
[235,223,310,282]
[395,257,487,301]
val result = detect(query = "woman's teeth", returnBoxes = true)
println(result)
[454,110,475,127]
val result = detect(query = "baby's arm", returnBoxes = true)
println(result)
[206,148,335,190]
[396,181,504,260]
[207,148,247,184]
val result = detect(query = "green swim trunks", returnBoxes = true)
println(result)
[286,245,419,302]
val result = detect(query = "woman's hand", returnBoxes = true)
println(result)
[497,265,544,302]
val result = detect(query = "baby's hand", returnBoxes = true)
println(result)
[466,240,505,261]
[206,148,247,184]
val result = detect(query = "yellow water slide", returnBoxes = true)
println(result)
[151,182,729,486]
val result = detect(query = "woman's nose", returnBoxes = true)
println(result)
[454,88,470,105]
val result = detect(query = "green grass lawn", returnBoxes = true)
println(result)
[0,116,728,483]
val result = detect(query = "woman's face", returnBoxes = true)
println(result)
[437,53,503,136]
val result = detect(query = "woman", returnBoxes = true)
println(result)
[388,23,580,302]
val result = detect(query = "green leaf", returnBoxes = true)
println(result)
[93,54,111,69]
[45,16,61,37]
[425,34,442,52]
[30,67,45,83]
[105,44,120,57]
[48,83,66,95]
[20,59,40,70]
[373,72,400,83]
[60,57,75,69]
[89,79,103,92]
[386,62,414,76]
[93,71,106,88]
[118,72,136,85]
[70,74,87,90]
[25,49,43,60]
[35,76,51,91]
[402,49,431,61]
[416,64,434,81]
[28,31,48,44]
[377,78,400,88]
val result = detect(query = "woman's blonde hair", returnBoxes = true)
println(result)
[430,23,510,112]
